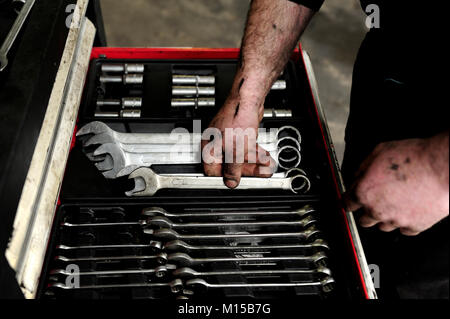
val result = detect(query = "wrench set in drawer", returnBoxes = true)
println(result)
[36,55,369,299]
[43,203,335,299]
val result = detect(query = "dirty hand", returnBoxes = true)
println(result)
[344,135,449,236]
[201,96,276,189]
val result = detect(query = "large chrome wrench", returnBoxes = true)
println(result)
[186,278,335,293]
[167,252,327,267]
[93,143,300,179]
[126,168,310,196]
[173,266,332,279]
[0,0,35,72]
[77,122,302,145]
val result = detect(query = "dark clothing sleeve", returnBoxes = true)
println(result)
[287,0,324,11]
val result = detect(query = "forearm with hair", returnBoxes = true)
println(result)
[228,0,315,117]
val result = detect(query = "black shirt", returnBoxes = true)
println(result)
[290,0,448,299]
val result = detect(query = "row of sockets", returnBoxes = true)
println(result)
[95,64,145,118]
[92,63,293,118]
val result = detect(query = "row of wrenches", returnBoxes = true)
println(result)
[47,205,335,298]
[77,122,309,197]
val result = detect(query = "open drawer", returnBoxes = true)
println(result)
[3,2,375,300]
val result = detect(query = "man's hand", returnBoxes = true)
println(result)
[344,133,449,236]
[201,0,315,188]
[201,96,276,189]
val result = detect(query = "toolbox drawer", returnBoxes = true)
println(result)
[31,47,374,300]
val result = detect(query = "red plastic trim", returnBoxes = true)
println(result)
[298,44,369,299]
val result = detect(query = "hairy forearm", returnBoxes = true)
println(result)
[227,0,315,116]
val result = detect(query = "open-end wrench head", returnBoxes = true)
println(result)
[76,121,114,137]
[84,132,116,147]
[93,143,128,179]
[95,154,114,171]
[126,167,160,196]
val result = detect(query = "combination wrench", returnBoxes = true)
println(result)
[50,265,175,279]
[172,266,332,279]
[167,252,327,267]
[48,279,184,293]
[163,239,329,252]
[55,252,168,264]
[76,121,301,146]
[0,0,35,72]
[126,168,310,196]
[147,226,321,242]
[61,215,316,232]
[186,278,335,293]
[141,205,316,220]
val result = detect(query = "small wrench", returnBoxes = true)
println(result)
[57,240,162,252]
[48,279,184,293]
[172,265,332,279]
[145,215,317,230]
[186,278,335,293]
[50,265,175,278]
[126,168,310,196]
[142,205,315,220]
[163,239,329,252]
[167,252,327,267]
[55,252,168,264]
[0,0,35,72]
[61,215,316,230]
[147,226,321,242]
